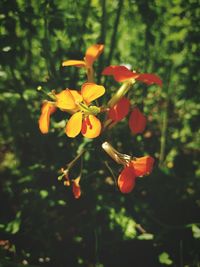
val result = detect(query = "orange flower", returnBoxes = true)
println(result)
[118,156,155,193]
[129,107,147,134]
[102,65,162,86]
[65,82,105,138]
[62,44,104,68]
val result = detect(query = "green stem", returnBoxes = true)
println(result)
[159,107,168,166]
[108,80,135,107]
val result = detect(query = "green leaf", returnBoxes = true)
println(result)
[158,252,173,265]
[137,233,154,240]
[192,224,200,239]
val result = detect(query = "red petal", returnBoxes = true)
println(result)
[72,177,81,199]
[108,97,130,122]
[136,73,162,87]
[118,165,136,193]
[131,156,155,177]
[129,107,146,134]
[102,65,138,82]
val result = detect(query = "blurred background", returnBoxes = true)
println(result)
[0,0,200,266]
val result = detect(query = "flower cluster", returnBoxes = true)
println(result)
[38,44,162,199]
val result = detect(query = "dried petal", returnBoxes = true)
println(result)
[72,177,81,199]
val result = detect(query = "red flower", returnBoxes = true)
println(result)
[108,99,146,134]
[102,65,162,87]
[118,156,155,193]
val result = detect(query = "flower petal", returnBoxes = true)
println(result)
[81,115,101,138]
[81,83,105,104]
[136,73,162,87]
[65,112,83,138]
[56,89,77,110]
[108,97,130,122]
[129,107,146,134]
[118,165,136,193]
[131,156,155,177]
[102,65,139,82]
[69,90,83,103]
[62,60,86,68]
[72,177,81,199]
[38,102,56,134]
[85,44,104,66]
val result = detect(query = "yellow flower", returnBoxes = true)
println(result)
[38,83,105,139]
[65,82,105,138]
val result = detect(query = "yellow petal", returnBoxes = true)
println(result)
[81,115,101,138]
[62,60,86,67]
[56,89,76,110]
[85,44,104,66]
[69,90,83,103]
[65,112,83,138]
[81,83,105,104]
[38,102,56,134]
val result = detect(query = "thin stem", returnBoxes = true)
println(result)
[108,80,135,107]
[104,161,118,187]
[87,66,94,83]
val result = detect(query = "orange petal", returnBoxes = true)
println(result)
[136,73,162,87]
[38,102,56,134]
[62,60,86,68]
[69,90,83,103]
[131,156,155,177]
[81,115,101,138]
[72,177,81,199]
[65,112,83,138]
[118,165,136,193]
[56,89,77,110]
[108,97,130,122]
[81,82,105,104]
[129,107,146,134]
[102,65,139,82]
[85,44,104,66]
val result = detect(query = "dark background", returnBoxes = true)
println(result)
[0,0,200,266]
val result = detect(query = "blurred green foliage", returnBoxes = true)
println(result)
[0,0,200,266]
